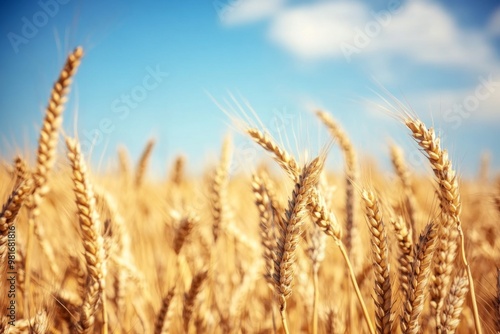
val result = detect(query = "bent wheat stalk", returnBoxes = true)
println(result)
[404,117,482,334]
[315,110,360,261]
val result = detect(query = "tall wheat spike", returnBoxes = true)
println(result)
[404,116,481,333]
[66,137,108,334]
[315,110,360,263]
[210,135,232,243]
[25,46,84,303]
[389,144,418,243]
[246,127,374,334]
[135,138,155,188]
[273,157,323,334]
[362,189,392,334]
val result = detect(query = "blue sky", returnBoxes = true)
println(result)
[0,0,499,177]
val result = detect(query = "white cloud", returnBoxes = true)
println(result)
[267,0,497,70]
[268,2,369,59]
[217,0,286,25]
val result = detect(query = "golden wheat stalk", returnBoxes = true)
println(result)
[66,137,108,334]
[135,138,155,188]
[247,128,300,181]
[154,286,176,334]
[273,157,323,334]
[390,216,414,296]
[24,46,84,304]
[173,212,197,255]
[183,270,208,332]
[404,116,481,333]
[246,127,374,334]
[439,271,469,334]
[0,180,31,267]
[95,188,132,315]
[389,144,418,242]
[361,189,392,334]
[169,155,186,185]
[401,222,437,334]
[315,110,360,263]
[252,173,276,287]
[13,156,29,184]
[307,222,326,334]
[210,135,232,243]
[117,145,131,185]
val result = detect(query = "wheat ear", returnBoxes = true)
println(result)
[66,137,108,334]
[325,307,344,334]
[173,212,197,255]
[439,271,469,334]
[252,173,276,287]
[170,155,186,185]
[247,128,300,181]
[401,222,437,334]
[135,138,155,188]
[0,181,32,268]
[210,135,232,242]
[362,189,392,334]
[183,270,208,332]
[315,110,360,262]
[25,46,83,302]
[117,145,131,185]
[404,117,481,333]
[13,156,29,184]
[246,127,374,334]
[95,188,132,316]
[154,286,176,334]
[391,216,414,296]
[389,144,418,243]
[273,157,323,334]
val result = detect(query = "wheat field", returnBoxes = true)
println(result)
[1,47,499,334]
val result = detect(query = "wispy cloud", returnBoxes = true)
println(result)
[267,0,497,70]
[268,2,368,59]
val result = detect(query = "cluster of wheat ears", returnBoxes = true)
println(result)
[0,47,499,334]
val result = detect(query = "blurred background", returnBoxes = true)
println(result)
[0,0,499,177]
